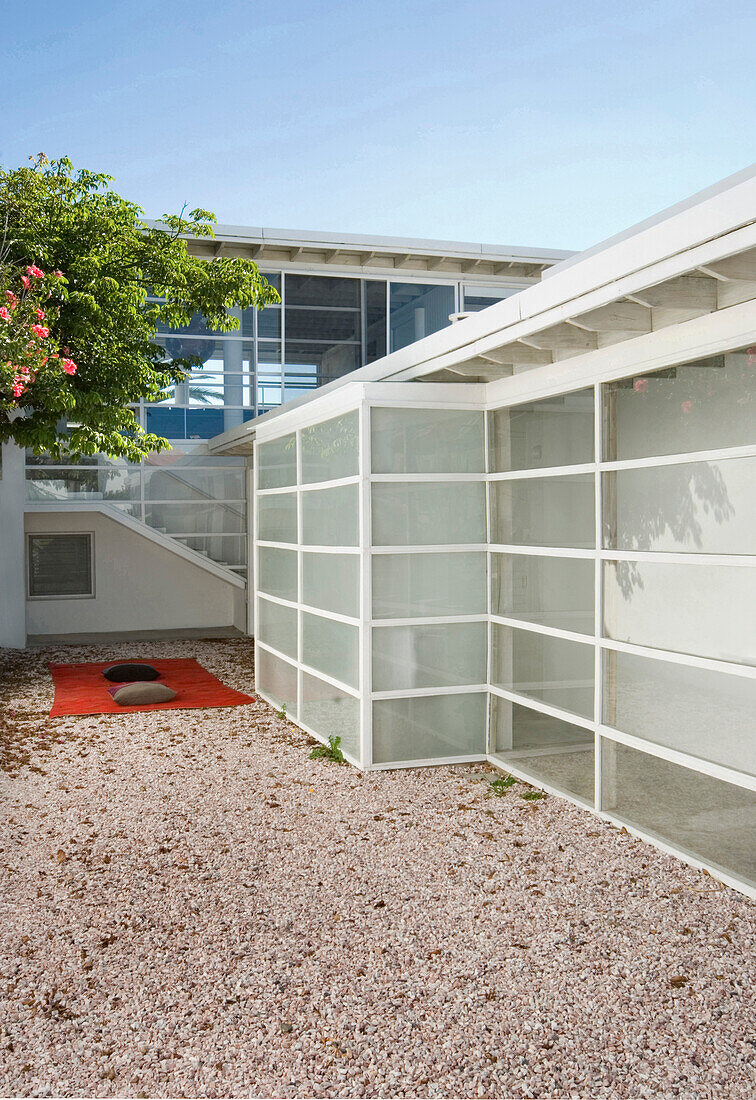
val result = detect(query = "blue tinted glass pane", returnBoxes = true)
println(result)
[146,407,186,437]
[186,409,225,437]
[390,283,455,352]
[258,307,282,338]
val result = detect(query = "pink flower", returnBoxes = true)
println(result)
[35,308,45,321]
[0,307,10,322]
[681,400,693,414]
[12,377,26,398]
[633,378,649,393]
[26,265,44,279]
[30,324,49,339]
[5,291,17,308]
[20,275,31,290]
[52,270,64,279]
[61,358,77,375]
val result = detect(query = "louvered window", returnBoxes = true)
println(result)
[28,534,94,598]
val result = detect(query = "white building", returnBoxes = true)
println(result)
[212,166,756,896]
[1,167,754,894]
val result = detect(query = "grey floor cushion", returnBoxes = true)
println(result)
[108,682,177,705]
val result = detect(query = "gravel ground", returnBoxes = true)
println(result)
[0,637,754,1099]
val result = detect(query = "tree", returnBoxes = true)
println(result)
[0,154,279,460]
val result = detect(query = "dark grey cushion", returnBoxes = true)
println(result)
[103,663,160,683]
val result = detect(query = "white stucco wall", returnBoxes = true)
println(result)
[25,510,246,638]
[0,442,27,648]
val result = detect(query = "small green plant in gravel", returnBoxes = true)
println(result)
[309,735,345,763]
[489,774,517,795]
[521,790,547,801]
[277,703,287,720]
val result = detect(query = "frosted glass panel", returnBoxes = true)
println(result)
[371,407,485,473]
[490,475,594,548]
[489,389,594,472]
[372,483,486,546]
[256,648,297,717]
[302,552,359,618]
[491,624,594,719]
[604,561,756,665]
[372,552,486,618]
[257,546,297,601]
[372,622,487,691]
[302,485,359,546]
[603,458,756,554]
[491,553,594,635]
[257,597,297,659]
[302,611,359,689]
[601,740,756,887]
[603,650,756,777]
[258,433,296,489]
[491,697,594,804]
[301,672,360,762]
[257,492,297,543]
[301,411,359,484]
[373,693,486,763]
[603,348,756,461]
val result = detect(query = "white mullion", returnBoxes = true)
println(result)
[371,684,488,701]
[253,439,260,693]
[600,549,756,567]
[258,591,298,611]
[298,544,361,555]
[295,424,303,717]
[371,614,488,628]
[255,640,296,666]
[593,380,603,812]
[598,723,756,794]
[280,271,286,405]
[371,543,488,555]
[257,484,301,497]
[484,408,492,755]
[487,463,596,481]
[371,472,485,483]
[359,400,373,769]
[367,396,485,412]
[254,640,298,669]
[369,754,485,771]
[299,474,361,492]
[489,613,594,646]
[599,637,756,679]
[299,604,361,627]
[487,684,596,733]
[601,442,756,472]
[488,543,595,559]
[257,539,303,551]
[298,661,360,700]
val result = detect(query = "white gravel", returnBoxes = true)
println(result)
[1,637,754,1099]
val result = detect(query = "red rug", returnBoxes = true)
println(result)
[48,658,255,717]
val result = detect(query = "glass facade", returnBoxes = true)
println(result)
[253,342,756,892]
[28,269,523,574]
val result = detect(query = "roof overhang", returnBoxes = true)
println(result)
[208,163,756,456]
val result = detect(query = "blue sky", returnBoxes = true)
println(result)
[2,0,753,250]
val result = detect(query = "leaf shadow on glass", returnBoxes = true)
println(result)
[606,463,735,599]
